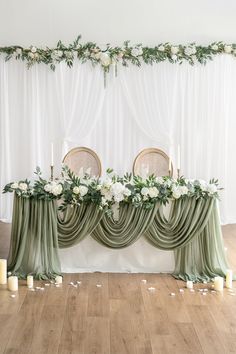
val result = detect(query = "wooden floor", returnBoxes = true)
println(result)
[0,222,236,354]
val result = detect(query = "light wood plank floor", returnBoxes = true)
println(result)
[0,222,236,354]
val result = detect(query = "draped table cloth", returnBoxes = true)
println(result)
[8,195,229,281]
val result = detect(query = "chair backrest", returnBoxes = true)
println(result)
[133,148,173,177]
[63,147,102,177]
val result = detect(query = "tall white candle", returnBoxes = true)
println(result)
[55,275,63,284]
[168,157,172,173]
[214,276,224,291]
[177,144,181,170]
[8,276,18,291]
[27,275,34,288]
[51,142,54,166]
[226,269,233,289]
[0,259,7,284]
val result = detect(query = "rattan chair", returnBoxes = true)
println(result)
[133,148,173,177]
[63,147,102,177]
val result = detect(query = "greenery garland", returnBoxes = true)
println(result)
[3,166,221,217]
[0,36,236,74]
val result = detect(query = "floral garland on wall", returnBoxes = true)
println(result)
[3,166,220,216]
[0,35,236,74]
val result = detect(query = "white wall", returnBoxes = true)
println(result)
[0,0,236,47]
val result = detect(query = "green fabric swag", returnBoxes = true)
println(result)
[57,203,103,248]
[92,203,159,248]
[7,195,61,279]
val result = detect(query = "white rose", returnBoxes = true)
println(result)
[211,44,218,51]
[171,46,179,54]
[111,182,124,196]
[207,184,217,195]
[172,188,181,199]
[123,188,131,197]
[52,184,63,196]
[158,45,165,52]
[73,186,80,195]
[148,187,159,198]
[11,182,19,189]
[28,52,35,59]
[101,197,107,206]
[179,186,188,195]
[44,184,52,193]
[198,180,207,191]
[155,176,164,184]
[31,46,37,53]
[141,187,149,196]
[79,185,88,197]
[16,48,22,55]
[143,195,148,201]
[19,182,28,191]
[100,52,111,67]
[224,45,232,53]
[131,47,142,57]
[104,191,113,201]
[103,178,112,189]
[172,186,181,199]
[114,194,124,203]
[96,184,102,191]
[171,54,177,61]
[184,46,196,56]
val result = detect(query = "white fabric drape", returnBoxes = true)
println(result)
[1,55,236,223]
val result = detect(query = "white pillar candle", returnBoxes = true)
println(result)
[51,142,54,166]
[226,269,233,289]
[177,144,181,170]
[0,259,7,284]
[214,276,224,291]
[27,275,34,288]
[186,280,193,289]
[55,275,63,284]
[8,276,18,291]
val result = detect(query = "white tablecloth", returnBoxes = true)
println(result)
[59,236,175,273]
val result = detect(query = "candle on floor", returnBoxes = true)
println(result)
[214,276,224,291]
[0,259,7,284]
[186,280,193,289]
[27,275,34,288]
[55,275,63,284]
[51,142,54,166]
[226,269,233,289]
[8,276,18,291]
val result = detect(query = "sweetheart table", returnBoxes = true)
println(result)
[7,194,229,281]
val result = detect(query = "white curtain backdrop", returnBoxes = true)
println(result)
[1,55,236,224]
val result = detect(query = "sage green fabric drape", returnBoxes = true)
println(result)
[173,203,229,281]
[92,203,159,248]
[57,203,103,248]
[8,195,61,279]
[8,195,229,282]
[145,198,214,250]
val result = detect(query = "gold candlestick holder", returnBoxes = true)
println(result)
[177,168,180,179]
[50,165,54,181]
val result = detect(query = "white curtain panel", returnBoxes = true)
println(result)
[0,55,236,223]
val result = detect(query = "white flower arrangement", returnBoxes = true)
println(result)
[3,166,221,214]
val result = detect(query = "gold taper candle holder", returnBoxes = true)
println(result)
[50,165,54,181]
